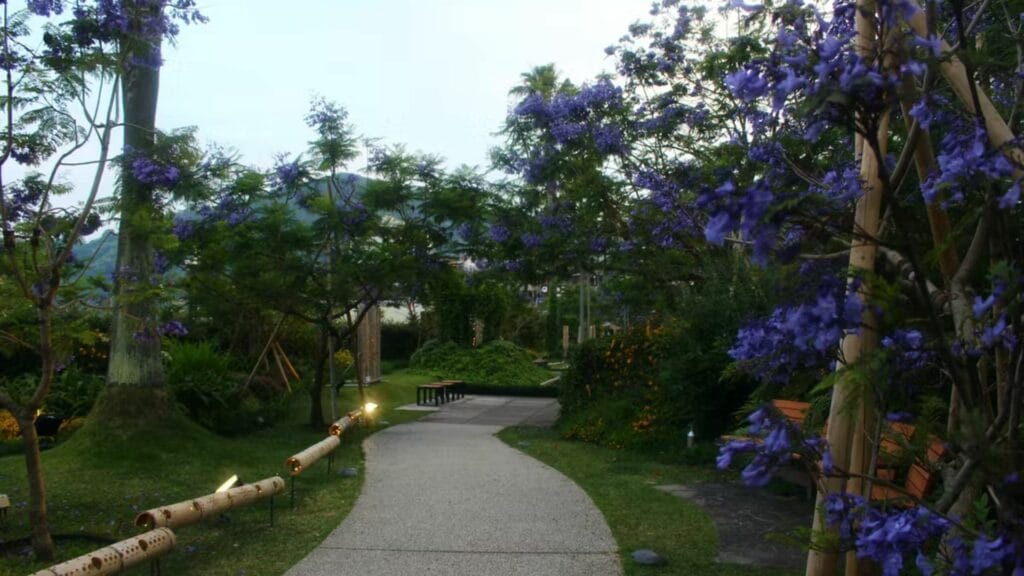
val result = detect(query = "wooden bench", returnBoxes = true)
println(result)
[870,437,946,506]
[725,400,943,505]
[416,384,445,407]
[440,380,466,401]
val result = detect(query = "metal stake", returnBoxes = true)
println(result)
[269,494,275,527]
[290,476,296,508]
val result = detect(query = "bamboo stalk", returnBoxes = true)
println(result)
[29,528,176,576]
[329,410,362,436]
[271,345,293,393]
[286,435,341,476]
[135,477,285,529]
[806,4,885,576]
[241,316,286,393]
[906,4,1024,170]
[274,342,301,381]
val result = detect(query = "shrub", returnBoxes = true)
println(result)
[164,341,287,435]
[47,366,105,417]
[410,339,552,386]
[557,255,769,452]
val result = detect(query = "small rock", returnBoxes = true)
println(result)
[517,441,531,448]
[338,466,359,478]
[631,549,666,566]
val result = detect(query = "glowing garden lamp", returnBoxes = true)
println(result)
[363,402,379,415]
[216,474,240,493]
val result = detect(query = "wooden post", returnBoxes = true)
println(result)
[562,325,570,359]
[473,319,484,347]
[357,304,382,384]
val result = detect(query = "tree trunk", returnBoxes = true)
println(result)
[309,328,327,430]
[101,30,168,423]
[18,414,54,560]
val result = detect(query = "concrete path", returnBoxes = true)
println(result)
[285,396,622,576]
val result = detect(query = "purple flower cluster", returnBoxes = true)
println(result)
[131,157,181,189]
[27,0,64,17]
[729,276,863,383]
[196,194,250,227]
[512,79,627,161]
[717,403,828,486]
[881,329,932,371]
[4,182,45,224]
[489,223,511,244]
[339,201,370,232]
[921,120,1016,208]
[158,320,188,337]
[825,493,1023,576]
[28,1,207,69]
[172,216,194,241]
[520,232,543,249]
[274,159,303,188]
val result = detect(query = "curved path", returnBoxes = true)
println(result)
[285,396,622,576]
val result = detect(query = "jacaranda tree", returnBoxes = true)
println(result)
[506,0,1022,573]
[0,0,203,559]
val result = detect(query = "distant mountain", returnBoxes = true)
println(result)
[72,230,117,280]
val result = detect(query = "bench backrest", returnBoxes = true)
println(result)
[771,399,812,425]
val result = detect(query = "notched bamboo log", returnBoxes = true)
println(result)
[135,476,285,529]
[29,528,176,576]
[286,435,340,476]
[329,410,362,436]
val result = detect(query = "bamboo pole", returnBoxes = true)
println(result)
[906,4,1024,170]
[30,528,176,576]
[806,3,885,576]
[242,316,286,392]
[286,435,341,476]
[271,345,293,393]
[329,410,363,436]
[274,342,301,381]
[135,477,285,529]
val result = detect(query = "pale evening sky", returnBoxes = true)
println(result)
[10,0,657,207]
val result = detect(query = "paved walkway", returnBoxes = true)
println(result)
[285,396,622,576]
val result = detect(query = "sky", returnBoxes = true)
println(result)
[160,0,653,169]
[8,0,657,208]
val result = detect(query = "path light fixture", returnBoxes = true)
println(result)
[0,494,9,529]
[216,474,240,493]
[363,402,378,416]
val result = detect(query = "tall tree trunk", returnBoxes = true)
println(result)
[309,328,328,429]
[806,4,884,575]
[100,31,169,423]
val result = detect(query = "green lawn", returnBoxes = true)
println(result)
[498,427,800,576]
[0,370,434,576]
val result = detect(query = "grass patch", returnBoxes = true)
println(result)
[0,369,434,576]
[497,427,800,576]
